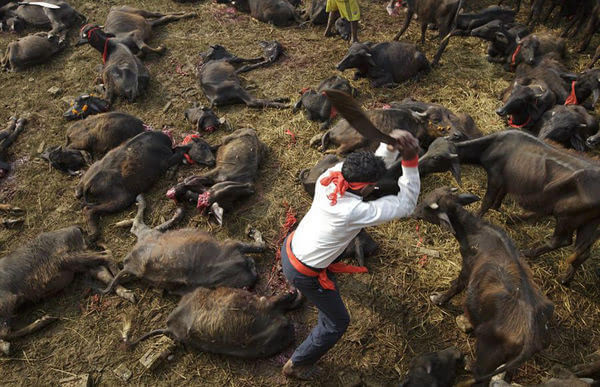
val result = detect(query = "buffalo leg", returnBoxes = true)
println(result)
[473,330,508,387]
[89,266,135,303]
[393,10,414,41]
[130,194,151,239]
[113,6,168,18]
[589,45,600,69]
[522,219,573,258]
[478,175,504,217]
[573,359,600,378]
[84,192,134,241]
[149,13,195,28]
[430,268,467,306]
[431,30,453,67]
[420,22,427,45]
[561,221,600,285]
[0,117,25,153]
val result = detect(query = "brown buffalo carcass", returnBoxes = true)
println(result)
[413,187,554,386]
[78,25,149,102]
[42,112,145,174]
[76,131,188,241]
[1,32,64,71]
[124,287,303,358]
[167,128,266,224]
[419,131,600,284]
[0,226,132,354]
[0,0,85,42]
[86,6,195,56]
[102,194,262,295]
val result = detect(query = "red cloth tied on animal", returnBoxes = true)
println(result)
[180,134,200,164]
[196,191,211,211]
[320,91,338,118]
[564,81,578,105]
[508,115,531,128]
[511,44,522,68]
[320,171,374,206]
[165,187,177,201]
[286,231,367,291]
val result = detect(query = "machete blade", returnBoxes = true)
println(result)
[17,2,61,9]
[323,89,397,146]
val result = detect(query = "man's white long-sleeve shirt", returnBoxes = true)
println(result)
[291,144,421,269]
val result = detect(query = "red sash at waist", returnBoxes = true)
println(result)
[285,231,368,291]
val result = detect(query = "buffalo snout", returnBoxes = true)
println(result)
[586,134,600,148]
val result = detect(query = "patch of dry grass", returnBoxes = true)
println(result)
[0,0,599,385]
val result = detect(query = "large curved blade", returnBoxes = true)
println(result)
[18,2,61,9]
[324,89,397,146]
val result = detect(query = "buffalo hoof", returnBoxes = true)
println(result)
[115,287,136,304]
[559,266,576,286]
[455,314,473,333]
[309,133,323,147]
[246,225,265,247]
[429,292,445,305]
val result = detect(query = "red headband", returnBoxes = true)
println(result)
[320,171,374,205]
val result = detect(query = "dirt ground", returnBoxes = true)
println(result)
[1,0,600,385]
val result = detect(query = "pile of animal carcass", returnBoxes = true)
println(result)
[1,0,600,385]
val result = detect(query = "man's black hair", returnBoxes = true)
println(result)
[341,151,386,183]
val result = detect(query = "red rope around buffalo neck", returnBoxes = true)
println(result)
[511,44,522,68]
[564,81,578,105]
[508,114,532,128]
[320,171,374,206]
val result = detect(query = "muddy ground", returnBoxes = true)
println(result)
[1,0,599,385]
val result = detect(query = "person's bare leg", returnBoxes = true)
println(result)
[324,11,339,37]
[350,21,359,43]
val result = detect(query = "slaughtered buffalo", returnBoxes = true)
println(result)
[167,128,266,223]
[102,195,262,295]
[199,45,289,108]
[0,226,132,354]
[42,112,145,174]
[293,75,357,130]
[419,131,600,284]
[413,187,553,386]
[78,25,150,102]
[76,131,189,240]
[535,105,599,151]
[96,6,196,56]
[1,32,64,71]
[124,287,303,358]
[0,0,85,42]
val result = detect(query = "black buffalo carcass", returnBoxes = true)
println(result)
[198,45,289,108]
[76,131,188,240]
[336,41,430,88]
[413,187,553,386]
[419,131,600,284]
[293,75,357,130]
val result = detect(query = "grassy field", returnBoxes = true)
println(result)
[1,0,599,385]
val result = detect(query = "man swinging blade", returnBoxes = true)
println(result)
[281,89,421,380]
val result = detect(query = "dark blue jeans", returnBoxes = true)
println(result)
[281,234,350,366]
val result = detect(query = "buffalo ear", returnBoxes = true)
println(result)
[438,212,455,234]
[495,32,508,44]
[456,193,480,206]
[363,52,376,67]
